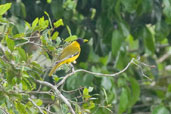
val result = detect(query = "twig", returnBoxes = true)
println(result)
[56,58,135,87]
[28,98,44,114]
[157,52,171,63]
[26,91,53,95]
[0,107,9,114]
[35,80,76,114]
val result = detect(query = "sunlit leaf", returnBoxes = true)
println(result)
[51,31,59,40]
[15,101,28,114]
[6,36,15,52]
[65,35,77,42]
[53,19,64,28]
[32,18,39,28]
[18,47,27,61]
[0,3,12,15]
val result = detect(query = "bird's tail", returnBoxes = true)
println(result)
[48,61,63,76]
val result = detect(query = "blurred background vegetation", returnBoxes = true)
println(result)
[0,0,171,114]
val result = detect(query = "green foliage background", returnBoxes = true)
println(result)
[0,0,171,114]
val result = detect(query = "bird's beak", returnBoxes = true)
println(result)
[83,39,88,43]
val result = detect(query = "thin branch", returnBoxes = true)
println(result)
[157,52,171,63]
[35,80,76,114]
[56,58,135,87]
[0,107,9,114]
[28,98,44,114]
[26,91,53,95]
[61,87,84,93]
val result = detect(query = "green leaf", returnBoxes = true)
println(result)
[22,77,33,90]
[32,18,39,28]
[39,16,49,30]
[83,101,95,110]
[120,0,137,13]
[47,0,52,4]
[53,75,60,82]
[6,36,15,52]
[142,27,155,54]
[155,21,169,41]
[129,77,140,107]
[0,3,12,16]
[15,101,28,114]
[25,21,31,29]
[119,88,129,114]
[51,31,59,40]
[163,0,171,24]
[34,99,43,106]
[111,30,124,57]
[66,25,72,36]
[83,88,91,99]
[13,33,25,39]
[152,105,170,114]
[53,19,64,28]
[65,35,77,42]
[18,47,27,61]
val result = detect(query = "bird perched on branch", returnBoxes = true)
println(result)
[48,38,88,76]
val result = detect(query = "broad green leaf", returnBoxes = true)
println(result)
[53,75,60,82]
[163,0,171,24]
[22,77,33,90]
[39,16,49,30]
[152,105,170,114]
[83,101,95,110]
[117,78,127,87]
[25,21,31,28]
[119,22,130,37]
[32,18,39,28]
[20,2,26,18]
[65,35,77,42]
[129,77,140,107]
[119,88,129,114]
[83,88,91,99]
[34,99,43,106]
[142,27,155,54]
[51,95,55,100]
[51,31,59,40]
[18,47,27,61]
[13,33,25,39]
[115,50,128,69]
[53,19,64,28]
[47,0,52,3]
[0,3,12,16]
[15,101,28,114]
[155,21,169,41]
[120,0,137,13]
[114,0,121,20]
[6,36,15,52]
[111,30,124,57]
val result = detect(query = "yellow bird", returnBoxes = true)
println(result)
[49,38,88,76]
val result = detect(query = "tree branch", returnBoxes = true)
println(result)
[34,80,76,114]
[28,98,44,114]
[56,58,135,87]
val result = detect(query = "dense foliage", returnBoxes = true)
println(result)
[0,0,170,114]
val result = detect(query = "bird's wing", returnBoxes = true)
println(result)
[58,42,81,61]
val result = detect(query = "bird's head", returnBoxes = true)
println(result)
[76,38,88,45]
